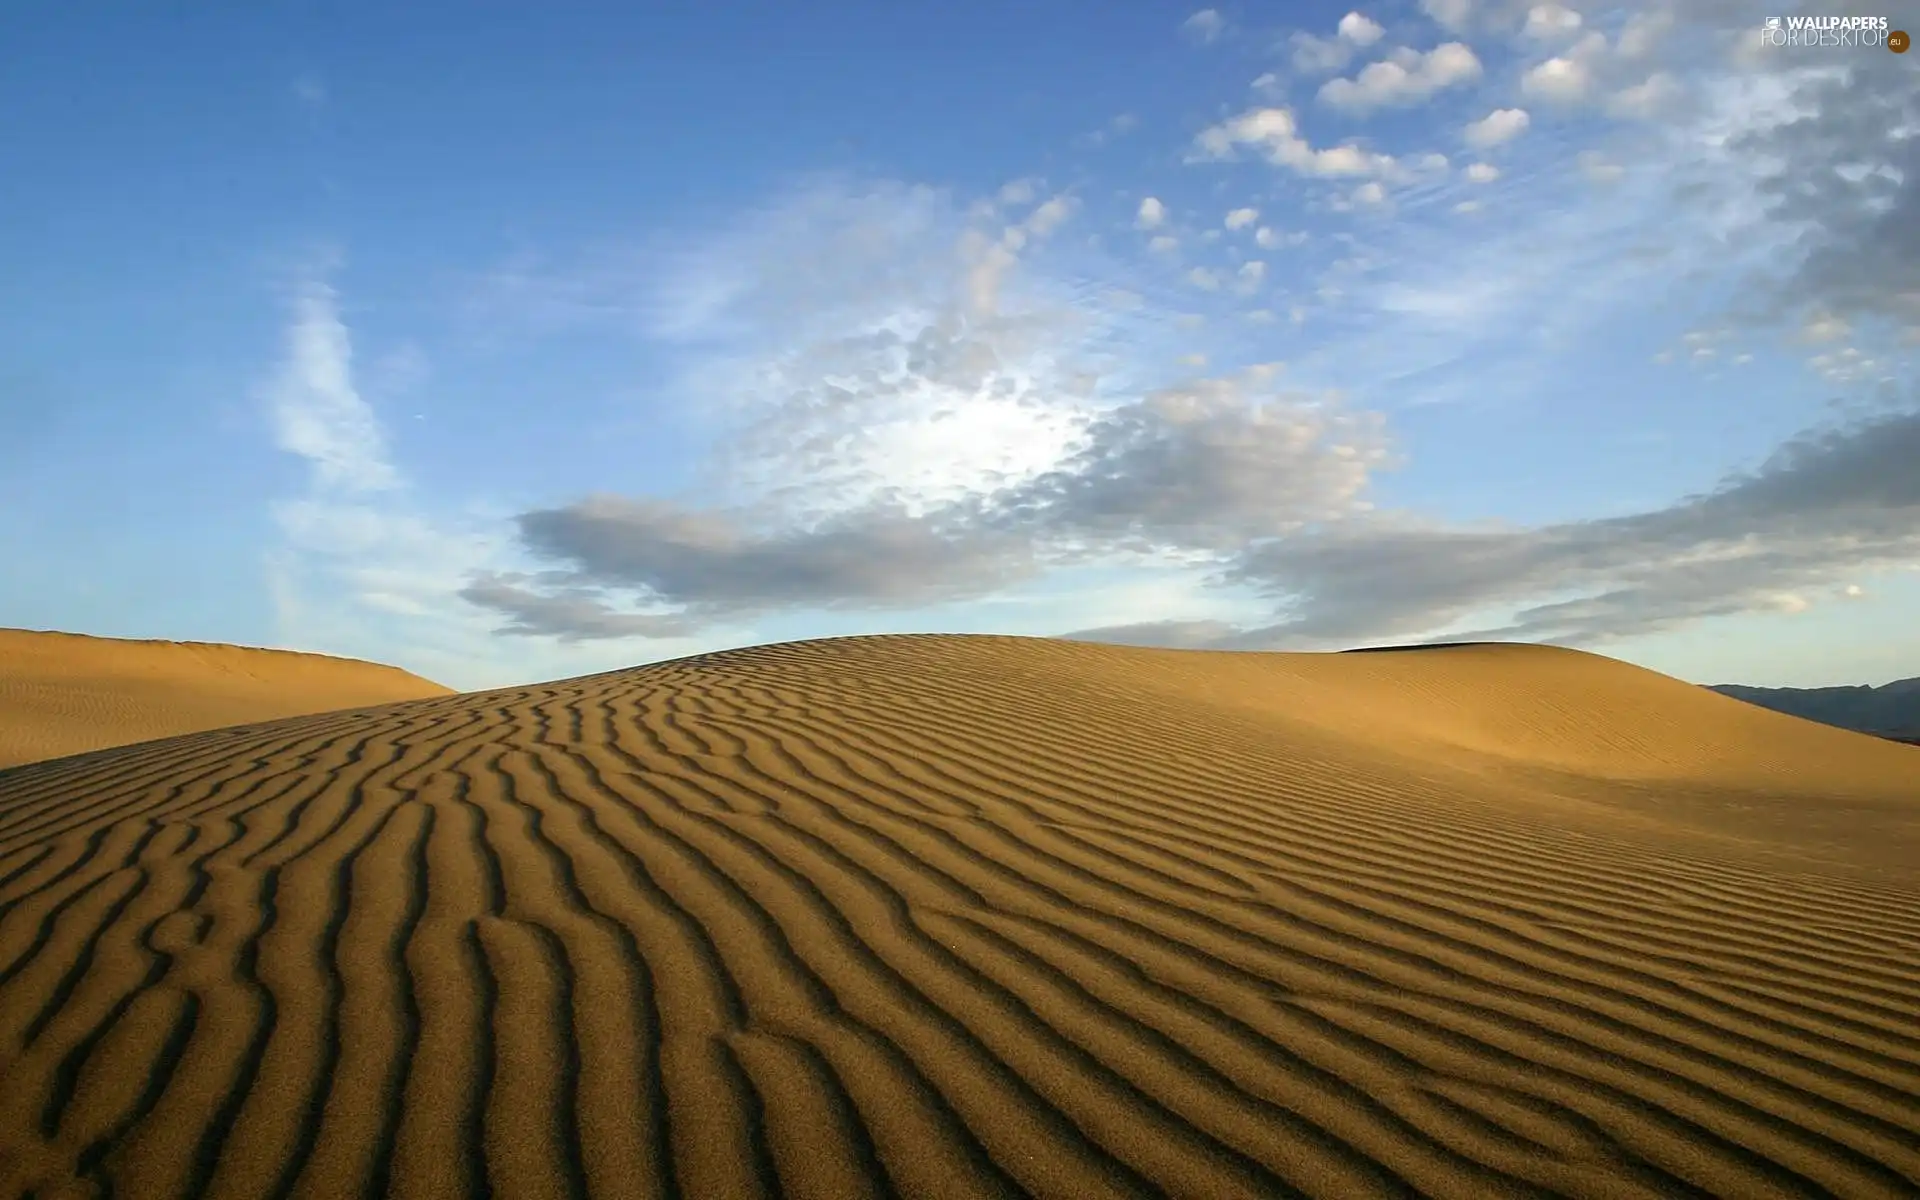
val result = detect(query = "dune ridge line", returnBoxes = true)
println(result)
[0,627,453,770]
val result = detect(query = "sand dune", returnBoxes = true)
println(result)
[0,628,453,770]
[0,633,1915,1199]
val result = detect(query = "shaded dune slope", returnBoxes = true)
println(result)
[1,634,1916,1199]
[0,628,453,770]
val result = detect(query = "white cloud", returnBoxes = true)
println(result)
[1224,206,1260,230]
[1521,54,1593,104]
[1081,113,1139,147]
[1420,0,1473,32]
[1319,43,1483,113]
[1252,226,1308,251]
[1182,8,1225,44]
[1149,234,1180,254]
[1193,107,1398,178]
[998,178,1037,206]
[1188,266,1223,290]
[1290,10,1391,73]
[1606,73,1681,120]
[1337,12,1385,46]
[1453,199,1482,213]
[1521,4,1582,40]
[1463,107,1530,148]
[266,279,400,494]
[1351,181,1388,206]
[262,274,708,689]
[1025,194,1077,238]
[1137,196,1167,229]
[1465,161,1500,183]
[1799,312,1851,344]
[1236,260,1268,292]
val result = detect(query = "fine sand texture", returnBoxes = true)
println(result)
[0,628,453,770]
[1,634,1916,1198]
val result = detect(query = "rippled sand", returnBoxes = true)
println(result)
[1,634,1915,1198]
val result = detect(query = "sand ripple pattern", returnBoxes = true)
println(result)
[1,635,1916,1199]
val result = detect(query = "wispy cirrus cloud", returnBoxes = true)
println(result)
[262,268,722,684]
[264,278,398,494]
[1181,9,1226,45]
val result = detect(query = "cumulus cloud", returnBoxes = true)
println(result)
[1193,107,1398,177]
[1465,162,1500,183]
[1254,226,1305,250]
[1025,194,1077,237]
[1521,4,1582,40]
[1337,12,1385,46]
[1521,53,1593,103]
[1318,43,1483,113]
[1224,206,1259,230]
[1462,107,1530,148]
[1182,8,1225,44]
[1136,196,1167,229]
[1289,10,1389,73]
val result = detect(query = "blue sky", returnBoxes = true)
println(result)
[3,0,1916,691]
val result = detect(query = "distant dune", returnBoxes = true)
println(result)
[1,634,1916,1198]
[1710,676,1920,744]
[0,628,453,769]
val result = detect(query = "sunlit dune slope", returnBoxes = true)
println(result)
[0,628,453,769]
[1,634,1916,1199]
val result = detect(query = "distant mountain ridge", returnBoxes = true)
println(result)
[1708,676,1920,745]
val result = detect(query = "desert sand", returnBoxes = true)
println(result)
[0,628,453,769]
[0,633,1915,1198]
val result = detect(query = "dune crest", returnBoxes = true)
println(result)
[0,628,453,769]
[1,633,1915,1198]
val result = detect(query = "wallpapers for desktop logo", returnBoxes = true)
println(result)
[1760,14,1907,51]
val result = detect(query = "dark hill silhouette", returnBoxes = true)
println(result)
[1708,676,1920,745]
